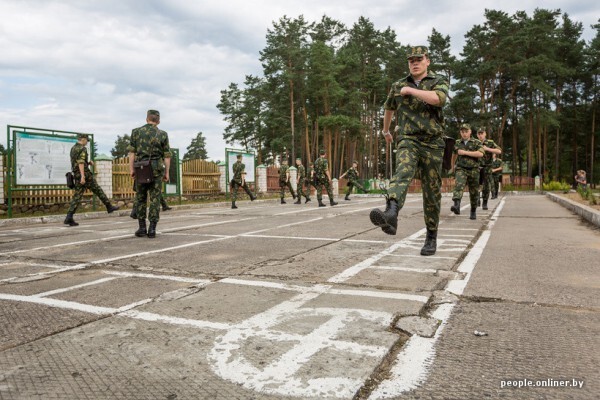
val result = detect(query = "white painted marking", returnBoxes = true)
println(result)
[241,234,336,242]
[0,293,115,315]
[341,239,389,244]
[387,254,457,260]
[119,310,231,330]
[102,270,211,284]
[326,288,428,303]
[33,277,119,298]
[371,265,437,274]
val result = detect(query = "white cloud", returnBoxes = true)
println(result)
[0,0,598,159]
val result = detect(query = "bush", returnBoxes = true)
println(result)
[543,180,571,193]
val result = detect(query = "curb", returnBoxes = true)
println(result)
[546,192,600,228]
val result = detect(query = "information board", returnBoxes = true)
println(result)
[226,150,255,184]
[14,131,88,185]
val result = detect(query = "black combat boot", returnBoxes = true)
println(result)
[231,201,238,209]
[305,196,311,203]
[482,200,488,210]
[345,194,350,201]
[64,213,79,227]
[250,194,257,201]
[420,229,437,256]
[470,207,476,220]
[370,198,400,235]
[330,198,338,206]
[135,219,147,237]
[106,204,120,213]
[294,198,301,204]
[318,199,326,207]
[450,199,461,215]
[130,208,137,219]
[281,198,286,204]
[147,222,157,238]
[162,204,172,211]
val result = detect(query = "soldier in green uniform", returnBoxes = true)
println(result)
[128,110,171,238]
[230,153,256,208]
[64,134,120,226]
[294,157,310,204]
[370,45,449,256]
[278,159,296,204]
[450,124,484,220]
[339,160,368,201]
[476,127,502,209]
[314,149,338,207]
[129,184,171,219]
[491,153,503,199]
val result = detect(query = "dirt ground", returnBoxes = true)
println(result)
[559,192,600,211]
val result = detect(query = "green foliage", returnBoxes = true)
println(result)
[543,180,571,192]
[183,132,208,161]
[577,186,598,205]
[111,134,131,158]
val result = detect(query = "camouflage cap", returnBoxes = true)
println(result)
[477,127,486,133]
[147,109,160,117]
[407,45,428,59]
[319,148,326,155]
[77,133,89,140]
[236,153,242,158]
[459,123,471,131]
[352,160,358,164]
[296,157,302,161]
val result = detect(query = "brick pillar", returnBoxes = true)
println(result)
[218,162,226,193]
[257,165,267,193]
[288,166,297,192]
[332,178,338,198]
[94,154,113,199]
[0,155,4,204]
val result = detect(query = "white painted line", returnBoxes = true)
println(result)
[115,298,154,312]
[387,254,457,260]
[33,277,119,298]
[241,234,336,242]
[438,228,478,231]
[325,288,429,303]
[119,310,231,330]
[438,234,475,238]
[371,265,437,274]
[102,270,211,284]
[159,217,256,233]
[0,293,116,315]
[0,264,89,283]
[341,239,389,244]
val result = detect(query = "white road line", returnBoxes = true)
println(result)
[386,254,457,260]
[33,277,119,298]
[371,265,437,274]
[0,293,116,314]
[342,239,389,244]
[102,270,211,284]
[325,288,428,303]
[119,310,231,330]
[241,234,336,242]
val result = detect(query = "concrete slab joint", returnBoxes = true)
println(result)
[395,315,441,338]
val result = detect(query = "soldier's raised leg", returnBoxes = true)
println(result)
[419,145,443,256]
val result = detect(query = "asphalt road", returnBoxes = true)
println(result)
[0,194,598,399]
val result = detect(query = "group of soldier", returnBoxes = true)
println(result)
[64,44,504,255]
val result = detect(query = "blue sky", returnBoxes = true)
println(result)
[1,0,598,160]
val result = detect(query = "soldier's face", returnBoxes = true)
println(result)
[407,56,430,78]
[477,131,486,140]
[460,129,471,140]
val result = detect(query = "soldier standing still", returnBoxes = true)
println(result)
[64,134,120,226]
[450,124,484,220]
[278,159,296,204]
[294,158,311,204]
[491,154,503,199]
[370,45,449,256]
[476,128,502,209]
[230,153,256,208]
[130,183,171,219]
[339,160,369,201]
[314,149,338,207]
[128,110,171,238]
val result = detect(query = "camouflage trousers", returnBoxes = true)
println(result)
[481,167,494,201]
[231,181,253,201]
[388,138,444,231]
[296,180,310,199]
[279,181,296,199]
[492,174,501,195]
[315,178,334,201]
[452,167,479,209]
[345,180,368,195]
[134,179,163,223]
[67,174,111,214]
[132,181,168,210]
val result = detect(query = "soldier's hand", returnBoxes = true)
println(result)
[80,177,85,184]
[163,173,169,182]
[383,131,393,144]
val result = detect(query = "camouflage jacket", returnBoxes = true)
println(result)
[491,158,503,176]
[384,71,448,143]
[480,139,500,167]
[314,157,329,180]
[232,161,245,183]
[454,139,484,169]
[70,143,91,176]
[296,164,306,180]
[279,164,289,181]
[128,123,171,176]
[345,167,359,182]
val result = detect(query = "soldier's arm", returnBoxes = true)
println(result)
[458,149,484,158]
[399,78,448,107]
[128,152,136,178]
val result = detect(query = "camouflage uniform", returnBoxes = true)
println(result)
[344,167,368,196]
[314,156,335,202]
[452,138,484,209]
[383,71,449,232]
[491,157,503,197]
[279,163,296,200]
[296,162,309,201]
[128,124,171,223]
[479,138,501,202]
[67,142,113,214]
[231,160,254,201]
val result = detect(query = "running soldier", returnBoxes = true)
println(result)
[339,160,369,200]
[450,124,484,220]
[64,134,119,226]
